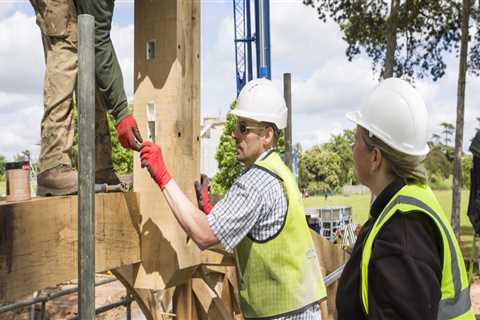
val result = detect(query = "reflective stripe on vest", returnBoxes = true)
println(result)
[360,185,474,320]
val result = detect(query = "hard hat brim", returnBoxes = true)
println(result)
[346,111,361,125]
[230,108,287,129]
[345,110,430,156]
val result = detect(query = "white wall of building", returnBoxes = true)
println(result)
[200,117,225,178]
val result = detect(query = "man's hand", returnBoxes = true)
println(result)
[194,174,213,215]
[140,141,172,189]
[116,115,143,151]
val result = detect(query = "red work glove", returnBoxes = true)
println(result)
[116,115,143,151]
[194,174,213,215]
[140,141,172,189]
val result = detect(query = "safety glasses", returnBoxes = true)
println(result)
[236,121,266,135]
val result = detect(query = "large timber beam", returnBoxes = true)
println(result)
[0,193,141,303]
[132,0,201,290]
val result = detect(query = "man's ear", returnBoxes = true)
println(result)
[263,127,274,147]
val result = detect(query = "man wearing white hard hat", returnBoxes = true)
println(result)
[140,78,326,319]
[336,78,474,319]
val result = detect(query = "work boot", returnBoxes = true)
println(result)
[95,168,121,185]
[37,164,78,196]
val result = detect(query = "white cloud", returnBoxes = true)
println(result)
[0,92,42,160]
[111,22,134,101]
[201,15,236,117]
[0,12,44,94]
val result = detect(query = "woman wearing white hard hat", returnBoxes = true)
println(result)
[336,78,474,319]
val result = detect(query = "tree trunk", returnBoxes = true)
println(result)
[383,0,400,79]
[283,73,293,170]
[452,0,471,240]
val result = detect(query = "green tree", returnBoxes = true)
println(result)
[299,146,342,195]
[462,154,473,189]
[323,129,356,185]
[275,130,286,156]
[0,154,5,179]
[431,133,441,145]
[109,113,133,175]
[440,122,455,147]
[211,102,243,195]
[72,109,133,175]
[303,0,461,80]
[424,144,452,183]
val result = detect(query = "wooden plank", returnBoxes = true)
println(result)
[113,264,176,320]
[201,248,235,267]
[173,281,198,320]
[310,231,348,319]
[133,0,202,290]
[0,193,141,303]
[220,275,234,317]
[192,278,216,312]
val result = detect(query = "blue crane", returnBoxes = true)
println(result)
[233,0,271,95]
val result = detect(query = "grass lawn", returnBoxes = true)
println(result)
[304,189,472,227]
[304,189,476,257]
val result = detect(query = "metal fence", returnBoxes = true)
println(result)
[0,277,133,320]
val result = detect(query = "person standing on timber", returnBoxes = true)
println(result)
[336,78,474,319]
[30,0,142,196]
[140,79,327,319]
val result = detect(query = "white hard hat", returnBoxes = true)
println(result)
[346,78,430,156]
[231,78,288,129]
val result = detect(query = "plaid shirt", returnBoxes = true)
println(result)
[207,150,321,320]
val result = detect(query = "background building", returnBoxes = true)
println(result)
[200,117,225,178]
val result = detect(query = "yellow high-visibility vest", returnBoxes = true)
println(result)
[236,152,326,318]
[361,184,475,319]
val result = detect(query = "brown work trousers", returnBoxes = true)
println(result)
[32,0,114,174]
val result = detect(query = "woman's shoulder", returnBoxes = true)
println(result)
[375,210,443,263]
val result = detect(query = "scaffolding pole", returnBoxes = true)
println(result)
[78,14,96,320]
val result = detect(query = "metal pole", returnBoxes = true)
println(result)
[263,0,271,79]
[40,301,46,320]
[246,0,253,82]
[283,73,292,169]
[126,290,132,320]
[78,14,96,320]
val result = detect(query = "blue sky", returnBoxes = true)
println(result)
[0,0,478,161]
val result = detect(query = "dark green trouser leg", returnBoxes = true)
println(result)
[77,0,129,121]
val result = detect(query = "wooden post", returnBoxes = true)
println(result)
[132,0,201,290]
[283,73,292,169]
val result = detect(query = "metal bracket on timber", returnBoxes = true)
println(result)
[0,193,141,304]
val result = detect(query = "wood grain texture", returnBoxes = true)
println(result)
[311,231,348,320]
[133,0,202,290]
[0,193,141,303]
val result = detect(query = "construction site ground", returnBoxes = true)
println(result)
[0,278,146,320]
[1,276,480,319]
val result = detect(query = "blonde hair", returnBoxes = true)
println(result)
[361,129,427,185]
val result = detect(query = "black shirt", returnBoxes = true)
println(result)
[336,180,443,319]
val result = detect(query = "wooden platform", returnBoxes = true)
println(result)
[0,193,141,303]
